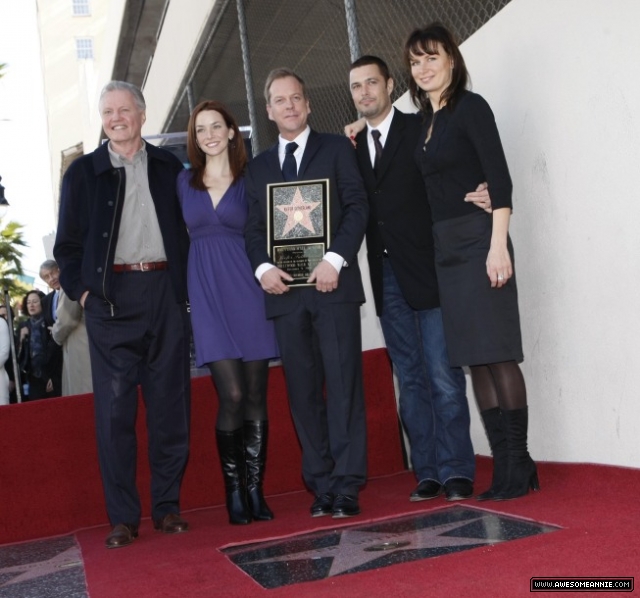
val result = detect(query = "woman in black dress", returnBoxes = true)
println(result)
[404,23,538,500]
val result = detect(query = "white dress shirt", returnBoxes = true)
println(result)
[366,107,395,167]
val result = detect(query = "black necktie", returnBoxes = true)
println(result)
[282,142,299,182]
[371,129,383,172]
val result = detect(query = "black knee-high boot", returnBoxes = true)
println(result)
[216,428,252,525]
[476,407,509,501]
[244,421,274,521]
[493,407,540,500]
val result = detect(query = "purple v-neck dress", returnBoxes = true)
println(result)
[177,170,278,367]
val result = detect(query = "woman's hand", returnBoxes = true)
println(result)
[486,245,512,288]
[465,182,492,213]
[344,118,366,147]
[487,207,512,288]
[46,379,53,393]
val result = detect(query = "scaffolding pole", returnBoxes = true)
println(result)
[344,0,361,62]
[236,0,260,156]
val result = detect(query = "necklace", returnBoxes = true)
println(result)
[423,111,438,149]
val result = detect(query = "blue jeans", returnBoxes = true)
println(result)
[379,258,475,484]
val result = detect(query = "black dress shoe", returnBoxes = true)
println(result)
[310,493,334,517]
[410,480,443,502]
[332,494,360,518]
[105,523,139,549]
[444,478,474,501]
[153,513,189,534]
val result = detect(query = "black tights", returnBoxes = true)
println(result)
[208,359,270,431]
[470,361,527,412]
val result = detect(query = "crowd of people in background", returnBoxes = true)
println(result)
[0,258,92,404]
[2,21,539,548]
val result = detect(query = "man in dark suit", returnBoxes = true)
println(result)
[39,260,61,326]
[54,81,191,548]
[348,56,491,502]
[38,259,63,397]
[245,68,369,518]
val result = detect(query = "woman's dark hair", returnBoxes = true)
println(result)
[186,100,247,190]
[21,290,45,315]
[403,22,469,115]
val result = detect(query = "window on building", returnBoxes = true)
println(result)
[75,38,94,60]
[72,0,91,16]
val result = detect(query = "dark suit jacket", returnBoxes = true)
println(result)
[41,291,57,327]
[54,142,189,306]
[245,129,369,319]
[355,110,440,317]
[40,290,63,393]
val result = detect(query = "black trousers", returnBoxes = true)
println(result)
[273,289,367,497]
[84,270,191,525]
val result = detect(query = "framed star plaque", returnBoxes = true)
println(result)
[266,179,330,286]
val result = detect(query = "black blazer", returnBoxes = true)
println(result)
[54,142,189,306]
[41,291,57,327]
[245,129,369,319]
[355,110,440,317]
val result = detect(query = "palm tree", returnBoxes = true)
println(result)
[0,219,28,298]
[1,66,26,301]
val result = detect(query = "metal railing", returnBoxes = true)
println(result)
[165,0,512,152]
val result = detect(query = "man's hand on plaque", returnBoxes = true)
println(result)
[260,267,293,294]
[307,260,339,293]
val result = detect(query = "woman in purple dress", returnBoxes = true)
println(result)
[178,101,279,525]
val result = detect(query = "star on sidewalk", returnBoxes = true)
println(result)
[276,186,321,236]
[246,514,502,577]
[0,545,83,588]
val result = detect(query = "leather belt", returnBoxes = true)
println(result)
[112,261,168,272]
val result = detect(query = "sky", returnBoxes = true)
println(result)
[0,0,55,289]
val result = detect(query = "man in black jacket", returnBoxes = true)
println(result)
[54,81,191,548]
[348,56,490,502]
[38,259,63,397]
[39,260,61,326]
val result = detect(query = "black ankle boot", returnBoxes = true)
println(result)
[476,408,509,501]
[216,428,252,524]
[493,407,540,500]
[244,421,274,521]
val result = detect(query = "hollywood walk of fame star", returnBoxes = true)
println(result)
[223,507,560,589]
[276,186,321,236]
[244,513,501,578]
[0,545,83,588]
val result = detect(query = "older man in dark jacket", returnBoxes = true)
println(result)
[54,81,191,549]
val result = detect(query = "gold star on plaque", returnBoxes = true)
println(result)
[276,186,321,236]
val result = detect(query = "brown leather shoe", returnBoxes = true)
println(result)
[105,523,139,549]
[153,513,189,534]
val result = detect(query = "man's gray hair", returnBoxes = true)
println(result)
[99,81,146,112]
[39,259,59,272]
